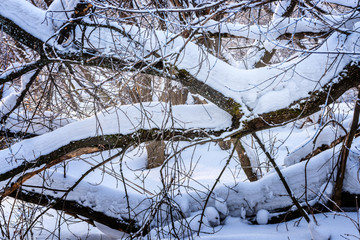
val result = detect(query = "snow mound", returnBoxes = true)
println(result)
[256,209,269,225]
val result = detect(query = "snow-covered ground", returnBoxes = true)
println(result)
[197,212,360,240]
[3,197,359,240]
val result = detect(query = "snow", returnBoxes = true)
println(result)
[319,182,334,204]
[256,209,269,225]
[325,0,360,7]
[0,70,34,118]
[1,101,359,239]
[343,157,360,194]
[3,110,74,135]
[94,221,129,239]
[240,207,246,220]
[308,221,331,240]
[284,103,354,166]
[204,207,220,227]
[209,147,333,216]
[174,194,190,216]
[47,0,81,30]
[194,212,359,240]
[202,17,329,41]
[1,97,359,239]
[3,201,357,240]
[149,28,351,116]
[2,119,358,238]
[214,196,228,220]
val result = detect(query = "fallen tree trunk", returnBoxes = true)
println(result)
[10,189,143,234]
[10,188,360,236]
[189,140,360,219]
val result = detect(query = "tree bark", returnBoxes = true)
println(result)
[232,138,257,182]
[10,189,143,234]
[146,140,166,169]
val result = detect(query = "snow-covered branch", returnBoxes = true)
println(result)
[0,60,47,85]
[0,103,231,182]
[0,69,42,123]
[201,17,330,41]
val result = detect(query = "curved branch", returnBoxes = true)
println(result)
[0,103,232,182]
[0,1,356,127]
[237,62,360,136]
[11,186,142,234]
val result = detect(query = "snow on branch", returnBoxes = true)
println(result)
[1,60,359,185]
[0,0,54,53]
[0,69,42,123]
[231,61,360,136]
[210,143,360,217]
[200,17,330,41]
[0,0,358,122]
[323,0,360,8]
[11,170,148,235]
[0,60,47,85]
[0,103,231,182]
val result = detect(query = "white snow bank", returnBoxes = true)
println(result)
[193,141,360,217]
[194,212,358,240]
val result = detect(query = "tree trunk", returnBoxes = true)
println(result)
[332,87,360,209]
[232,138,258,182]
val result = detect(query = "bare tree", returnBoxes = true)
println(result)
[0,0,360,238]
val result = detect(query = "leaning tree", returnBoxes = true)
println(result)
[0,0,360,238]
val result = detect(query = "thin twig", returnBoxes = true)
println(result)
[252,132,311,223]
